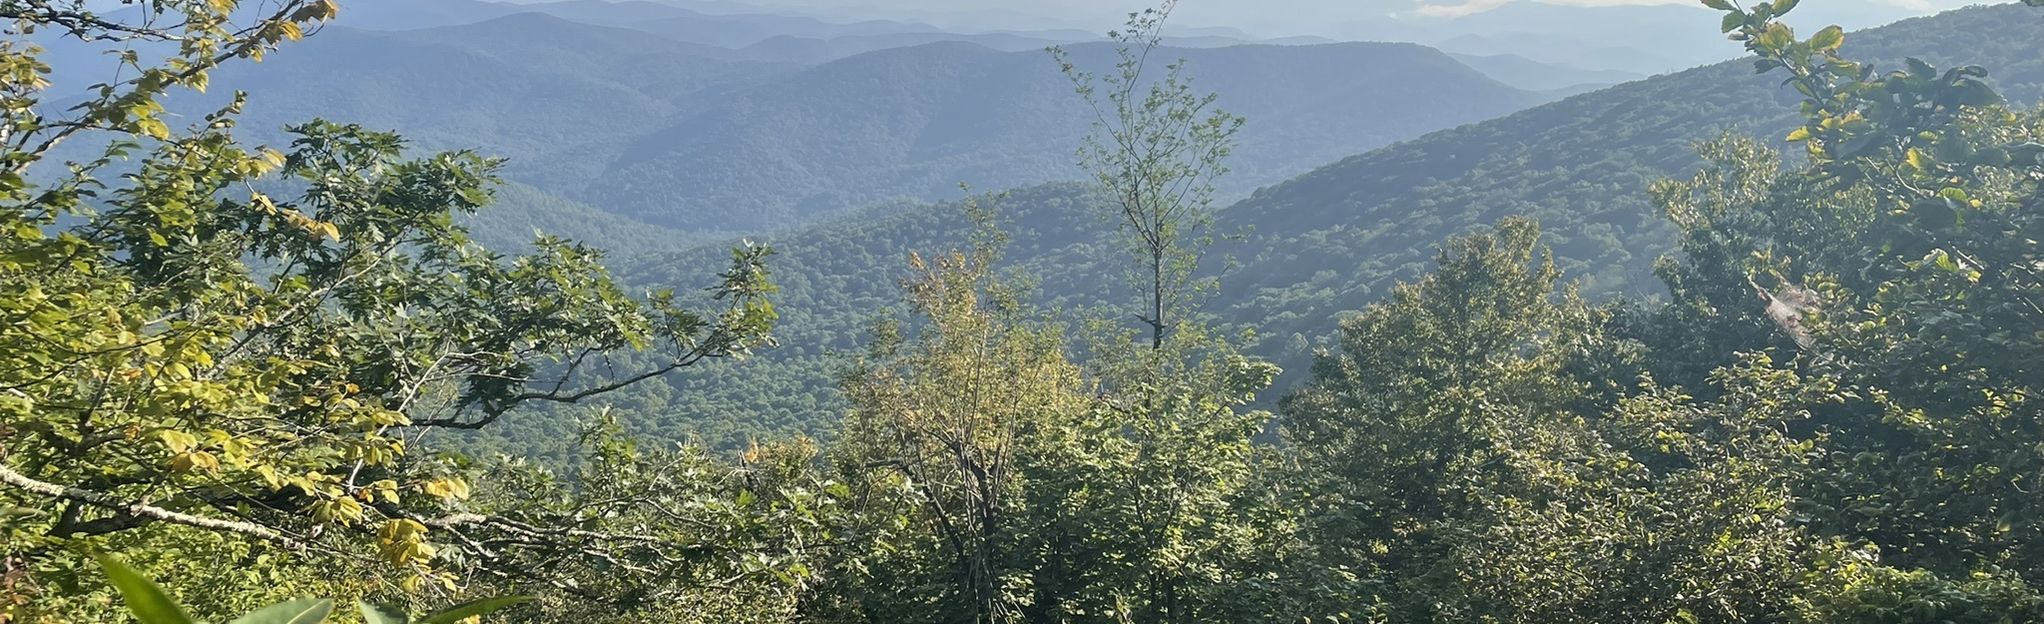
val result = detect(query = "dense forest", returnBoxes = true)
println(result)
[6,0,2044,623]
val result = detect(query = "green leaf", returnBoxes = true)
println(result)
[358,602,409,624]
[1808,25,1844,52]
[416,596,535,624]
[1906,57,1936,79]
[1720,12,1745,33]
[138,119,169,140]
[1930,249,1960,273]
[1700,0,1735,10]
[97,555,198,624]
[1770,0,1799,16]
[228,599,333,624]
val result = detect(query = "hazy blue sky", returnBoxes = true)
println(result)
[747,0,1984,35]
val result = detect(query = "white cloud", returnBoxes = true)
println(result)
[1411,0,1517,17]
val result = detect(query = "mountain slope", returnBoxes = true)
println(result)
[574,3,2044,447]
[576,40,1542,230]
[1448,53,1645,93]
[155,13,796,250]
[1209,2,2044,375]
[1364,0,1923,76]
[463,182,705,258]
[737,31,1066,63]
[614,9,945,48]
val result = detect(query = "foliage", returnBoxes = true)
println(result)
[96,555,530,624]
[14,0,2044,622]
[822,232,1093,623]
[1,0,779,620]
[805,186,1278,624]
[1263,1,2044,621]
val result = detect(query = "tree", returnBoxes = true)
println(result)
[0,1,778,617]
[1054,1,1243,350]
[1280,218,1829,622]
[824,205,1092,623]
[458,413,840,624]
[1050,9,1277,621]
[1278,218,1619,619]
[1688,0,2044,606]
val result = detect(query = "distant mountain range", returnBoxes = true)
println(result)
[1447,53,1644,94]
[565,3,2044,446]
[140,5,1553,238]
[578,38,1540,230]
[34,0,1954,256]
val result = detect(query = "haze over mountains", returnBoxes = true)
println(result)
[36,0,2017,443]
[145,0,1581,236]
[49,0,1960,249]
[539,2,2044,446]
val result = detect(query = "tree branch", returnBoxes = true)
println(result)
[0,462,300,547]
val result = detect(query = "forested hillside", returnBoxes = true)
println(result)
[1211,2,2044,382]
[565,2,2044,447]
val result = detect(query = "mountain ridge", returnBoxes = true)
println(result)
[580,2,2044,444]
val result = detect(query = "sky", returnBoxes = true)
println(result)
[739,0,1985,35]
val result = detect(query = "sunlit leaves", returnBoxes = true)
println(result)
[99,555,528,623]
[3,4,777,614]
[418,478,470,501]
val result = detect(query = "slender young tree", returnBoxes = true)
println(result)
[1053,1,1243,350]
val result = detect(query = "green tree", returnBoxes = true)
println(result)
[1279,218,1613,619]
[0,1,778,618]
[1676,0,2044,612]
[1050,7,1278,621]
[458,413,840,624]
[823,217,1092,623]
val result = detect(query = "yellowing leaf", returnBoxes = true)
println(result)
[421,478,471,500]
[169,451,218,474]
[1906,148,1931,172]
[158,430,199,454]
